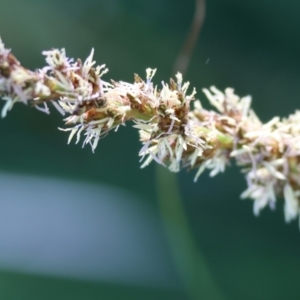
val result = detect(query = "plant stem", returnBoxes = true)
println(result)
[155,165,225,300]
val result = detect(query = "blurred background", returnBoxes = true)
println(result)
[1,0,300,299]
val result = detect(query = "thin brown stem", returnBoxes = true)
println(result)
[173,0,206,75]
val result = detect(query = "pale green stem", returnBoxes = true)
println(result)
[155,165,225,300]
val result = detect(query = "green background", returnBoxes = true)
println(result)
[1,0,300,299]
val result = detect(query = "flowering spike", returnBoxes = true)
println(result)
[1,38,300,228]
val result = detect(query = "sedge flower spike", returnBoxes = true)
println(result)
[1,37,300,227]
